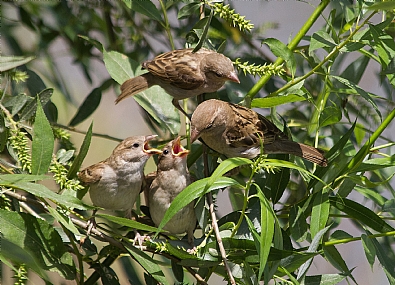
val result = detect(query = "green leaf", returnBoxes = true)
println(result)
[355,155,395,172]
[289,206,308,242]
[77,35,104,52]
[332,75,381,119]
[319,106,342,127]
[32,99,54,175]
[330,197,395,233]
[69,87,102,126]
[266,154,290,203]
[361,234,376,269]
[0,180,91,210]
[301,273,348,285]
[20,88,53,121]
[156,177,242,235]
[0,237,49,281]
[251,94,306,108]
[0,210,75,279]
[323,246,353,278]
[126,245,169,285]
[297,226,330,281]
[178,2,202,19]
[256,186,275,281]
[208,157,252,186]
[104,50,180,135]
[67,123,92,179]
[367,231,395,284]
[0,55,35,72]
[263,38,296,77]
[193,12,213,52]
[0,174,50,183]
[98,214,161,233]
[131,0,163,23]
[310,190,329,238]
[309,30,337,55]
[366,2,395,11]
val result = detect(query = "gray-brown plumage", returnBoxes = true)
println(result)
[190,99,327,167]
[116,48,240,115]
[148,137,196,246]
[78,135,161,219]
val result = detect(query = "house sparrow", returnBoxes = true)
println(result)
[148,137,196,246]
[78,135,161,224]
[190,99,328,167]
[116,48,240,116]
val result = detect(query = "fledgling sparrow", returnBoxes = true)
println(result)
[190,99,328,167]
[78,135,161,223]
[147,137,196,246]
[116,48,240,116]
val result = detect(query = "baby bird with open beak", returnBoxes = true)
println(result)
[78,135,161,231]
[148,137,196,246]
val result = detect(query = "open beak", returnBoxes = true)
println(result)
[228,71,240,83]
[190,127,200,143]
[172,136,189,157]
[143,135,162,155]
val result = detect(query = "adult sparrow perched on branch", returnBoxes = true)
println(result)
[116,48,240,116]
[78,135,161,228]
[147,137,196,246]
[190,99,328,167]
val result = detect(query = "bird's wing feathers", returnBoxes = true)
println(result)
[78,163,106,185]
[225,103,287,148]
[145,50,205,90]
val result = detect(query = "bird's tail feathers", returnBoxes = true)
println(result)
[115,73,153,104]
[266,140,328,167]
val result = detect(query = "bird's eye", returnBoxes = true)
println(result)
[132,143,140,148]
[163,149,170,155]
[214,72,222,78]
[206,123,213,130]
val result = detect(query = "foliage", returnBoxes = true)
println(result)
[1,0,395,284]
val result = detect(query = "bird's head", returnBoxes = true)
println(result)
[202,53,240,84]
[157,136,189,171]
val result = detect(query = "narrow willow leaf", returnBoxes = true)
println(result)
[0,237,49,281]
[251,94,305,108]
[126,245,169,285]
[367,231,395,284]
[0,181,91,210]
[156,177,242,235]
[277,252,319,276]
[355,156,395,172]
[301,273,348,285]
[32,100,54,175]
[330,197,395,233]
[98,214,161,232]
[20,88,53,121]
[130,0,163,23]
[178,2,202,19]
[266,154,290,204]
[297,226,330,281]
[310,190,329,238]
[69,88,102,126]
[263,38,296,77]
[323,245,356,283]
[309,30,337,55]
[67,123,92,179]
[47,207,80,235]
[0,55,35,72]
[171,259,184,283]
[0,174,50,183]
[0,210,75,280]
[78,35,104,52]
[208,157,252,186]
[319,106,342,127]
[193,11,213,52]
[361,234,376,269]
[256,186,275,281]
[289,206,308,242]
[332,75,381,119]
[0,112,7,152]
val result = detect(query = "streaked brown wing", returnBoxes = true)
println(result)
[225,103,287,148]
[145,49,205,90]
[78,163,106,185]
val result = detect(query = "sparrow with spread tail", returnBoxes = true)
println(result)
[78,135,161,233]
[190,99,328,167]
[116,48,240,116]
[147,137,196,246]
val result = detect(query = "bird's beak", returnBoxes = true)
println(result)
[190,127,200,143]
[143,135,162,155]
[228,71,240,83]
[172,136,189,157]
